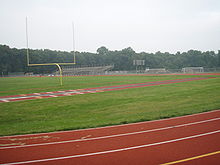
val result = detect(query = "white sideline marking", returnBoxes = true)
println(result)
[3,130,220,165]
[1,117,219,150]
[0,109,219,139]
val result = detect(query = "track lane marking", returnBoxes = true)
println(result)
[1,117,219,149]
[160,150,220,165]
[2,130,220,165]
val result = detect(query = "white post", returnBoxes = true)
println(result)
[26,17,30,65]
[72,22,76,64]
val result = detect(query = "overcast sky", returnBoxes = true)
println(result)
[0,0,220,53]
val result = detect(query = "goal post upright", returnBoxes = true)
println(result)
[25,17,76,86]
[25,17,30,66]
[72,22,76,64]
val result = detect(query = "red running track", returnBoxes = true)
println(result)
[0,110,220,165]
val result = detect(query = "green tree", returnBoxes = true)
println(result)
[97,46,109,55]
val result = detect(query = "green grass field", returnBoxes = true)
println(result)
[0,74,220,136]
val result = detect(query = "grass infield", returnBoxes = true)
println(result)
[0,74,220,136]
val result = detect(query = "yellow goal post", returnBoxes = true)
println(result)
[25,17,76,86]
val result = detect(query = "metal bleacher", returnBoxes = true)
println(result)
[60,65,114,76]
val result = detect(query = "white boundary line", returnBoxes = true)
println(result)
[3,130,220,165]
[1,117,220,150]
[1,109,219,138]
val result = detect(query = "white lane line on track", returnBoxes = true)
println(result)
[1,117,220,150]
[3,130,220,165]
[1,109,219,139]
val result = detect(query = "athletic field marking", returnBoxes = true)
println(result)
[1,100,9,102]
[3,130,220,165]
[160,150,220,165]
[0,77,215,103]
[1,117,219,149]
[49,95,57,97]
[33,93,40,95]
[1,109,219,139]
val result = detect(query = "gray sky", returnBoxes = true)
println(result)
[0,0,220,53]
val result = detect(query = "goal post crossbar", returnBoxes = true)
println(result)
[28,63,76,66]
[25,17,76,85]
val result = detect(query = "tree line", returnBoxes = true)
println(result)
[0,44,220,75]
